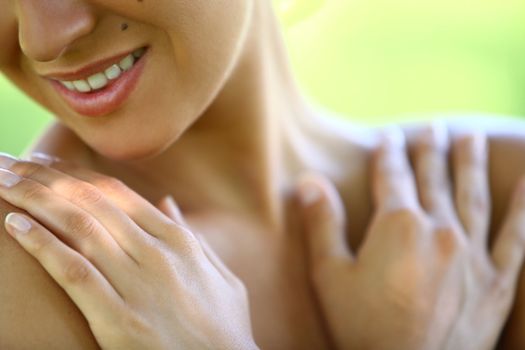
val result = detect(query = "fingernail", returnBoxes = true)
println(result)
[466,132,486,153]
[5,213,31,235]
[300,182,322,206]
[422,122,449,150]
[0,153,18,169]
[166,195,177,207]
[0,169,21,188]
[29,152,60,166]
[381,126,406,149]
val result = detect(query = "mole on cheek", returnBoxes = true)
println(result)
[121,23,128,31]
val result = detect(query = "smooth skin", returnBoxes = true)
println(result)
[2,0,525,349]
[0,126,524,350]
[298,127,525,350]
[0,155,258,350]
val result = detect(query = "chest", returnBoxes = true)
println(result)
[185,213,333,350]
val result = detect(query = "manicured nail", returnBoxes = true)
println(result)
[166,195,177,207]
[0,153,18,169]
[0,169,21,188]
[381,126,406,149]
[5,213,31,235]
[29,152,60,166]
[300,182,322,206]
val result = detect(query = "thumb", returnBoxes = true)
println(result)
[296,173,354,267]
[156,195,187,225]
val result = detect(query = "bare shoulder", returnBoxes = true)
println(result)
[299,108,525,226]
[311,109,525,238]
[0,122,99,348]
[0,199,99,349]
[19,121,95,168]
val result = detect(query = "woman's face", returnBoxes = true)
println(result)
[0,0,254,160]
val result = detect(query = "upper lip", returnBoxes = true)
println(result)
[41,48,142,81]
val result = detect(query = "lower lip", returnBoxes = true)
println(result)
[48,50,148,118]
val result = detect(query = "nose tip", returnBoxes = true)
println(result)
[17,0,97,62]
[18,36,67,63]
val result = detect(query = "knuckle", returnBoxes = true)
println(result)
[63,259,91,284]
[142,240,176,269]
[433,226,463,259]
[381,208,431,244]
[93,176,129,195]
[165,224,203,258]
[69,183,104,206]
[64,212,99,241]
[20,183,47,202]
[10,161,44,178]
[382,207,427,234]
[28,232,54,256]
[178,232,204,258]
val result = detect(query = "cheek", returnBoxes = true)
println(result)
[0,5,20,69]
[165,0,253,109]
[0,0,253,161]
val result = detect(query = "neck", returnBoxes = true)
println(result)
[102,2,312,229]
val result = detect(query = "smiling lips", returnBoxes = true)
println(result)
[47,47,148,118]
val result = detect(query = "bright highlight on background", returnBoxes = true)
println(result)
[1,0,525,155]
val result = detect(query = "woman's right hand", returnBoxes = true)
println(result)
[297,126,525,350]
[0,155,258,350]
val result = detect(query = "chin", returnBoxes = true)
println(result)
[94,141,165,161]
[89,128,182,162]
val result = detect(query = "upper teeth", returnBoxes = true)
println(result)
[58,47,146,93]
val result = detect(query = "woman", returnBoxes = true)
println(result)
[1,0,525,348]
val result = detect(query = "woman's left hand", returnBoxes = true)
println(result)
[0,153,258,350]
[296,127,525,350]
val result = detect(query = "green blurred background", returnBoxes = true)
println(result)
[1,0,525,155]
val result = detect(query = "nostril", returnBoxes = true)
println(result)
[17,0,97,62]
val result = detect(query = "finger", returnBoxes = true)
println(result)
[195,233,241,285]
[4,212,126,327]
[373,127,419,212]
[0,157,154,260]
[26,155,189,243]
[26,152,62,166]
[156,195,187,226]
[156,194,209,251]
[0,169,138,288]
[492,177,525,285]
[156,195,241,285]
[297,172,353,267]
[452,133,490,244]
[413,123,457,225]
